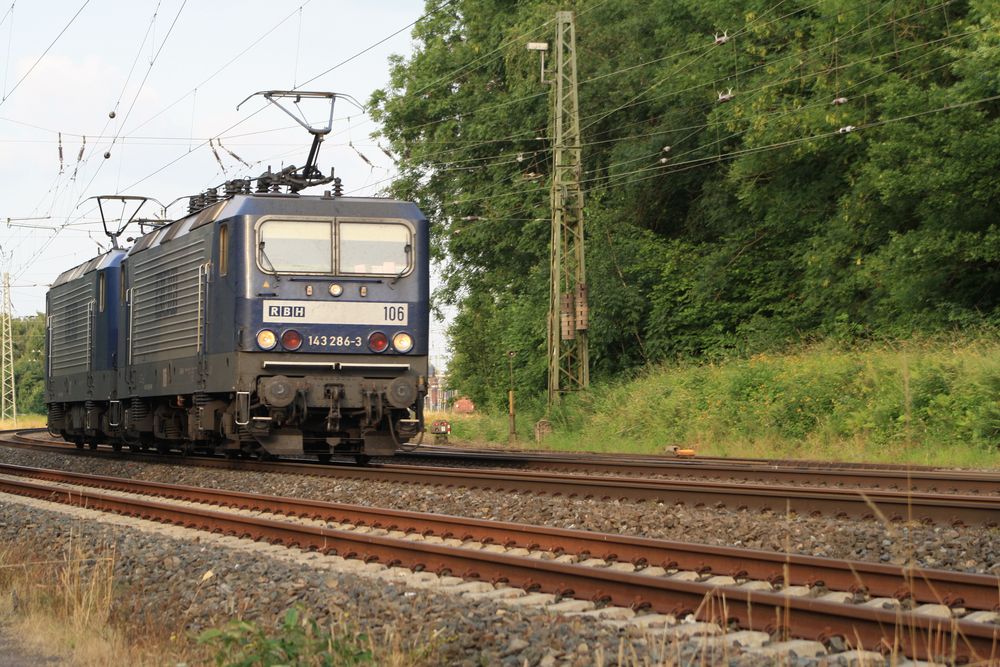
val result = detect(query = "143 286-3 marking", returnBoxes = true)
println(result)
[307,334,363,347]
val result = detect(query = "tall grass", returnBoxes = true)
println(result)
[0,414,47,430]
[445,339,1000,468]
[0,534,175,666]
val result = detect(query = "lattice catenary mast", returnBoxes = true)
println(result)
[545,10,589,407]
[1,272,16,424]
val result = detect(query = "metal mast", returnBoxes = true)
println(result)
[1,272,16,424]
[546,10,589,407]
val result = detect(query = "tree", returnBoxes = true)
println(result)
[371,0,1000,407]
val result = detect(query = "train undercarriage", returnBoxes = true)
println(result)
[48,387,424,464]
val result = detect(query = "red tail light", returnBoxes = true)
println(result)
[368,331,388,353]
[281,329,303,350]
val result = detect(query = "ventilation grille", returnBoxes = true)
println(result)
[48,280,93,375]
[130,237,207,363]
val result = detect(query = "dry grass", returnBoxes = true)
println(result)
[0,414,47,430]
[0,530,438,666]
[0,533,190,666]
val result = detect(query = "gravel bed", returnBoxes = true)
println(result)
[2,445,998,577]
[0,494,867,667]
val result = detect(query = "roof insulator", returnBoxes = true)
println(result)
[837,125,857,134]
[832,96,849,106]
[717,88,735,103]
[713,30,729,46]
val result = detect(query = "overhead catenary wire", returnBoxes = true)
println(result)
[439,92,1000,213]
[398,23,978,182]
[126,2,312,137]
[370,0,861,168]
[103,0,188,161]
[42,0,166,229]
[0,0,91,108]
[581,28,985,180]
[0,1,13,100]
[13,0,465,277]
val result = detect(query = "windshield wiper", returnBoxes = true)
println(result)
[389,243,412,287]
[258,241,281,282]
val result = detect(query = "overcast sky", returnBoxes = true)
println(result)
[0,0,451,368]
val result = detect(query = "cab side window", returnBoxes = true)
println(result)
[218,224,229,276]
[98,273,106,312]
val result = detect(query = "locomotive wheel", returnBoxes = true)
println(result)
[128,442,141,453]
[88,440,99,451]
[111,441,122,453]
[156,442,171,455]
[354,454,371,466]
[317,454,332,464]
[74,437,84,450]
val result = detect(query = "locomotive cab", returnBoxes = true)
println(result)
[233,201,430,458]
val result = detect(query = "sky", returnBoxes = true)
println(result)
[0,0,451,370]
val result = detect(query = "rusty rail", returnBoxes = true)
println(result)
[0,471,995,663]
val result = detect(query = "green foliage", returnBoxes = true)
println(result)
[12,313,45,415]
[373,0,1000,406]
[198,606,373,667]
[535,337,1000,466]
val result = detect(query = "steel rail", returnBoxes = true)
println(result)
[401,447,1000,495]
[3,431,998,526]
[1,461,997,613]
[0,474,995,662]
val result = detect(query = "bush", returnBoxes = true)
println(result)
[198,607,372,667]
[455,337,1000,468]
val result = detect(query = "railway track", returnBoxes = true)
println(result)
[4,430,999,526]
[13,428,1000,495]
[0,462,996,662]
[405,444,1000,495]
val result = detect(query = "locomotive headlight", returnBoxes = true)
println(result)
[367,331,388,353]
[256,329,277,350]
[392,332,414,353]
[328,283,343,297]
[281,329,303,351]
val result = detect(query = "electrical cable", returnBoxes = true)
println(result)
[0,2,13,100]
[583,29,984,179]
[392,11,982,199]
[0,0,91,108]
[126,2,312,137]
[438,88,1000,213]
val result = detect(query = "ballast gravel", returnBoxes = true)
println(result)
[1,446,996,577]
[0,493,904,667]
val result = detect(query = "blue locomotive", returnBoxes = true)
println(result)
[45,91,429,462]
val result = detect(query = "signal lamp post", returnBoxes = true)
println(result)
[507,350,517,444]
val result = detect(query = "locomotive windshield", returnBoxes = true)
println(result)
[258,220,333,273]
[339,222,410,275]
[256,219,411,276]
